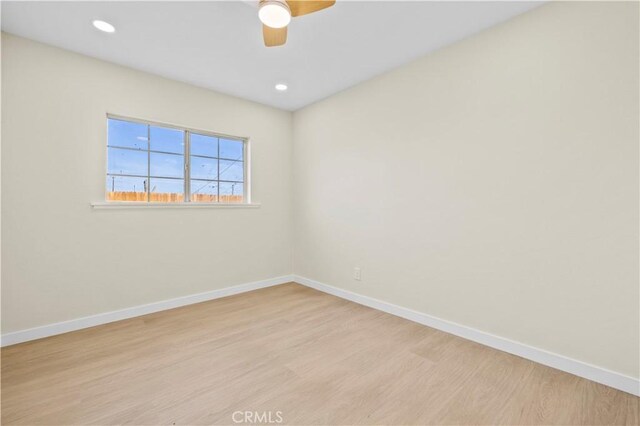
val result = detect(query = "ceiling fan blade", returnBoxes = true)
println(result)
[286,0,335,17]
[263,25,287,47]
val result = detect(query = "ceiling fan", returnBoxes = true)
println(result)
[258,0,336,47]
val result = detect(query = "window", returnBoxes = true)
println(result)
[106,116,247,203]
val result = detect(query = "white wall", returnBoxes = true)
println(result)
[1,33,293,333]
[293,1,639,379]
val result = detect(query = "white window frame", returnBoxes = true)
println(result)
[103,113,251,206]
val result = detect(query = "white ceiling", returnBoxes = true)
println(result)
[1,1,542,111]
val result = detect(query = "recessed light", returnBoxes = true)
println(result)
[275,83,288,92]
[92,20,115,33]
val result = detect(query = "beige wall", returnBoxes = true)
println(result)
[1,33,293,333]
[293,2,639,378]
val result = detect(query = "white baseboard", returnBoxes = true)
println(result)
[293,275,640,397]
[1,275,294,347]
[3,273,637,397]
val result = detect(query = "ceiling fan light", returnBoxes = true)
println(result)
[259,1,291,29]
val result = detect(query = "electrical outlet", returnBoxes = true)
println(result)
[354,267,362,281]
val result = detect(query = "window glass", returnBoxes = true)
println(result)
[106,175,148,201]
[191,180,218,203]
[150,126,184,154]
[190,133,218,157]
[219,138,243,160]
[219,160,244,182]
[190,156,218,181]
[107,147,147,176]
[150,152,184,179]
[150,178,184,203]
[106,117,246,203]
[108,119,148,150]
[219,181,244,203]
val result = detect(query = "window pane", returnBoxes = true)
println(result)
[219,160,244,182]
[108,147,148,176]
[106,175,148,202]
[190,156,218,180]
[150,152,183,178]
[108,118,148,150]
[191,179,218,203]
[190,133,218,157]
[219,182,244,203]
[150,126,183,154]
[105,118,246,204]
[219,138,243,160]
[150,178,184,203]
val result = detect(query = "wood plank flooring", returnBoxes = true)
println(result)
[2,283,638,425]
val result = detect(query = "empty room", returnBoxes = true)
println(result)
[1,0,638,424]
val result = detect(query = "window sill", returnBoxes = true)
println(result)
[91,202,261,209]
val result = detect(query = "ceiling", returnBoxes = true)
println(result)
[1,1,542,111]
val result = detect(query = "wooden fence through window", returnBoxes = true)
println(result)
[107,192,243,203]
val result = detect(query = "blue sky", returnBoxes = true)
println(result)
[107,118,244,196]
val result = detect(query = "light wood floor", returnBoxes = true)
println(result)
[2,283,638,425]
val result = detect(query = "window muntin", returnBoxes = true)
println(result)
[106,116,246,203]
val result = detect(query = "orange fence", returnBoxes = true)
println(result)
[107,192,243,203]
